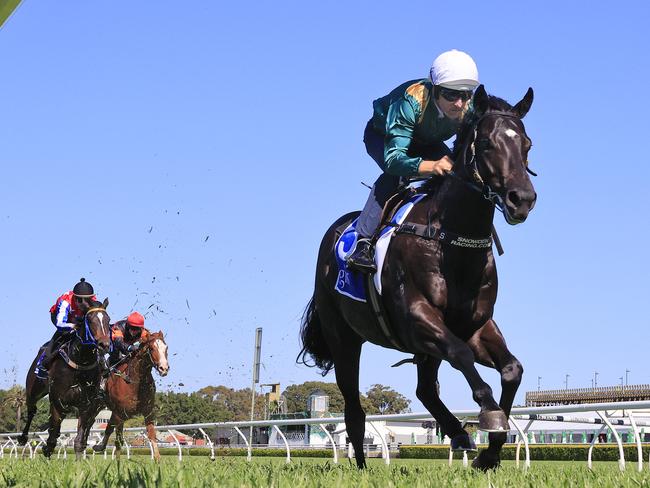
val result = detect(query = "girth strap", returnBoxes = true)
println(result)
[365,274,407,352]
[393,222,492,249]
[58,349,98,371]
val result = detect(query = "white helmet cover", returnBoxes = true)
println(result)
[430,49,479,91]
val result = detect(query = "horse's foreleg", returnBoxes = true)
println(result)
[416,356,475,451]
[93,413,117,453]
[411,306,506,431]
[145,415,160,461]
[114,422,125,459]
[42,407,63,458]
[468,319,523,470]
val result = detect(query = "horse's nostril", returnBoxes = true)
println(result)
[507,190,521,207]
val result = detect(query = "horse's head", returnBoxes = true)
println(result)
[456,85,537,225]
[142,331,169,377]
[78,298,111,352]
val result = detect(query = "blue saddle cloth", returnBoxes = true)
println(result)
[334,193,426,302]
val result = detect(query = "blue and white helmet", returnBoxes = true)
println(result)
[430,50,479,91]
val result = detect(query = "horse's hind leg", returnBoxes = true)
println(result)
[17,403,37,446]
[316,294,367,468]
[332,339,366,469]
[416,356,475,451]
[18,358,49,445]
[468,319,523,471]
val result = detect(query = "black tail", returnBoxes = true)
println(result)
[297,297,334,376]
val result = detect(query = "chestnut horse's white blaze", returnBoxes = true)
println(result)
[152,338,169,375]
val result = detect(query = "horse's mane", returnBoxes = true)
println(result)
[485,95,513,112]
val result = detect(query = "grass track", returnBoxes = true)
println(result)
[3,457,650,487]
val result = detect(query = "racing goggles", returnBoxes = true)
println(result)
[438,87,473,102]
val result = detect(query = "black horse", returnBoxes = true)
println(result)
[18,299,111,459]
[299,85,536,470]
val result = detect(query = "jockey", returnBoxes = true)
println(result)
[37,278,97,375]
[108,311,150,368]
[347,50,480,273]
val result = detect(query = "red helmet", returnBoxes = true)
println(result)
[126,312,145,328]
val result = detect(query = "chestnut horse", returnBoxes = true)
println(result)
[92,331,169,459]
[19,300,112,459]
[299,86,536,470]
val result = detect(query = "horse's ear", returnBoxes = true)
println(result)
[512,87,534,119]
[472,84,489,117]
[102,297,109,309]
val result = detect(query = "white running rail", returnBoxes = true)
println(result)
[3,400,650,470]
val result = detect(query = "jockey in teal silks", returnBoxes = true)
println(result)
[347,50,480,273]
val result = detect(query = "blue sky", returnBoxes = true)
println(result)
[1,1,649,413]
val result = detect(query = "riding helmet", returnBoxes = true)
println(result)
[127,311,145,328]
[72,278,94,297]
[430,49,479,91]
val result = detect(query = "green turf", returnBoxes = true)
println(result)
[2,456,650,487]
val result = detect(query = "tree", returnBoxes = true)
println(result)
[2,385,25,431]
[282,382,346,413]
[196,386,265,421]
[364,384,411,414]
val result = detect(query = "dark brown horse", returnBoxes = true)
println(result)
[92,331,169,460]
[299,85,536,470]
[18,299,111,459]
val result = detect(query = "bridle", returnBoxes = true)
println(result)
[450,110,535,223]
[58,307,110,371]
[76,307,108,346]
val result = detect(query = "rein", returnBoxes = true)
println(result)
[110,335,161,384]
[394,110,532,248]
[58,307,108,371]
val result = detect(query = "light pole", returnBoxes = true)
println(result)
[626,369,630,386]
[565,374,570,390]
[594,371,599,388]
[537,376,542,391]
[250,328,263,448]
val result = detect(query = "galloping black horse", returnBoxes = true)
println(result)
[299,85,536,470]
[18,299,111,459]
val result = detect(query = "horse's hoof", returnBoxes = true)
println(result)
[450,433,477,452]
[16,435,27,446]
[92,444,105,453]
[42,446,53,458]
[478,410,509,432]
[471,449,501,471]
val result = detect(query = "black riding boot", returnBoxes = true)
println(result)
[41,329,70,369]
[347,238,377,273]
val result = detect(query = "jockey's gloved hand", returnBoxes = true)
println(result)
[127,342,140,352]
